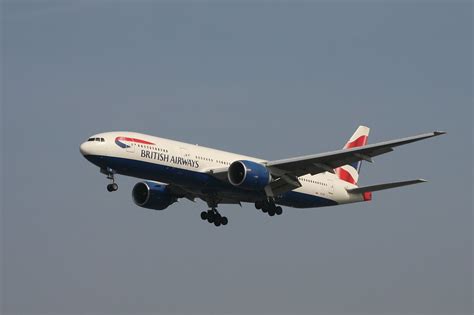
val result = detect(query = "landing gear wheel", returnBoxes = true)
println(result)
[207,215,214,223]
[275,206,283,216]
[107,183,118,192]
[203,197,228,227]
[255,201,263,210]
[268,210,275,216]
[205,210,216,223]
[102,168,118,192]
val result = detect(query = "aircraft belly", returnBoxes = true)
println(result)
[85,154,339,209]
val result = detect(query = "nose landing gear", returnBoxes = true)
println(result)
[107,183,118,192]
[101,167,118,192]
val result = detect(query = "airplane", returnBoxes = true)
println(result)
[79,126,445,227]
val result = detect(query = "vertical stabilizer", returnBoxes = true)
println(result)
[335,126,370,185]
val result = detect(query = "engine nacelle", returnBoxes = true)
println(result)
[228,160,271,190]
[132,181,176,210]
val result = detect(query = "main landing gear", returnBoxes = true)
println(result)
[200,209,228,227]
[200,199,228,227]
[101,167,118,192]
[255,200,283,217]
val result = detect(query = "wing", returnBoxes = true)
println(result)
[208,130,445,195]
[167,182,243,205]
[265,131,446,178]
[165,184,198,202]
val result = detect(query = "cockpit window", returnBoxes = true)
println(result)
[87,137,105,142]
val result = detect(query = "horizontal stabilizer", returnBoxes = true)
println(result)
[347,179,427,194]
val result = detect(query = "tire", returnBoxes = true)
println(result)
[221,217,228,225]
[255,201,263,210]
[107,184,114,192]
[214,220,221,227]
[111,183,118,191]
[275,206,283,215]
[200,211,208,220]
[206,210,214,222]
[268,210,275,216]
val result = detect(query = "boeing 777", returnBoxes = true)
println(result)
[79,126,445,227]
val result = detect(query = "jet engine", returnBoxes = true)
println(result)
[132,181,177,210]
[228,160,271,190]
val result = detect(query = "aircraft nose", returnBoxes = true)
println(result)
[80,141,91,156]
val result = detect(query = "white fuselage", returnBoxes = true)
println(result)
[80,131,365,208]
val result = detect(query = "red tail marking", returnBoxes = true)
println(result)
[344,135,368,149]
[336,168,356,184]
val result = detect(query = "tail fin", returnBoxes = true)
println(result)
[335,125,370,185]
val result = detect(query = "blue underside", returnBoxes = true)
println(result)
[84,155,338,208]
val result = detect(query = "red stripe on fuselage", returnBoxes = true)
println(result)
[117,137,155,145]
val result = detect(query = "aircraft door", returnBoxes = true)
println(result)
[327,178,335,196]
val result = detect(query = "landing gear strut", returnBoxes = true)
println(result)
[101,167,118,192]
[255,200,283,216]
[200,199,228,227]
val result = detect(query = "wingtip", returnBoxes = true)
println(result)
[434,131,447,136]
[418,179,428,183]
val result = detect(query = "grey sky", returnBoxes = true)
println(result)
[1,1,472,315]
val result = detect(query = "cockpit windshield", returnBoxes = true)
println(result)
[87,137,105,142]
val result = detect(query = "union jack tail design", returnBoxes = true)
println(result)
[335,126,370,185]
